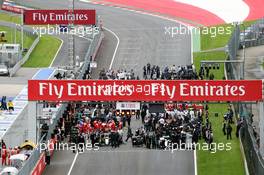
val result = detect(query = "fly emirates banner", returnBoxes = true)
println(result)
[28,80,262,102]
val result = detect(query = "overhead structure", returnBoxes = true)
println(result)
[68,0,75,70]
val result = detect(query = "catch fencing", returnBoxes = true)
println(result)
[240,103,264,175]
[226,18,264,175]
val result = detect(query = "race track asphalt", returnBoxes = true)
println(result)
[19,0,194,175]
[19,0,192,77]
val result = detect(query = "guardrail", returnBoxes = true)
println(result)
[9,35,40,77]
[17,29,104,175]
[18,134,46,175]
[17,103,67,175]
[77,30,104,79]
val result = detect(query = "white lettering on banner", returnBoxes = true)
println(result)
[39,83,64,99]
[37,82,247,99]
[32,12,89,22]
[68,83,77,96]
[180,83,189,96]
[33,13,48,23]
[179,83,245,96]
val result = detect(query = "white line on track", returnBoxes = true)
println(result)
[194,149,198,175]
[103,27,120,70]
[81,149,194,154]
[49,38,63,68]
[67,152,79,175]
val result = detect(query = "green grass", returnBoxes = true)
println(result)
[200,24,234,51]
[194,52,246,174]
[201,21,257,51]
[0,12,21,24]
[23,35,61,67]
[194,52,245,175]
[193,51,227,79]
[0,26,35,49]
[197,104,245,175]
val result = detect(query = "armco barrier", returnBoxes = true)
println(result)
[17,29,104,175]
[9,36,40,77]
[77,30,104,79]
[17,135,45,175]
[17,103,66,175]
[31,153,46,175]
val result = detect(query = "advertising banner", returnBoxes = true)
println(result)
[28,80,262,102]
[31,153,46,175]
[2,3,24,13]
[24,9,96,25]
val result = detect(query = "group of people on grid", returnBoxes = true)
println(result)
[0,140,20,166]
[44,101,243,153]
[198,66,216,80]
[99,69,139,80]
[130,103,203,149]
[46,103,137,150]
[0,96,14,114]
[143,63,199,80]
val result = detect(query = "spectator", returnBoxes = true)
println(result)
[209,73,214,80]
[127,115,131,127]
[222,120,227,135]
[1,146,7,166]
[226,123,232,140]
[136,110,140,120]
[1,96,7,110]
[45,149,51,165]
[147,63,151,75]
[125,126,133,142]
[7,100,14,114]
[236,119,243,138]
[206,67,210,78]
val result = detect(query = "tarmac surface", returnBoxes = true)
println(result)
[0,68,39,97]
[18,0,194,175]
[20,0,192,77]
[42,118,195,175]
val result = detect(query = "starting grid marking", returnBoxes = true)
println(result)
[75,149,194,154]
